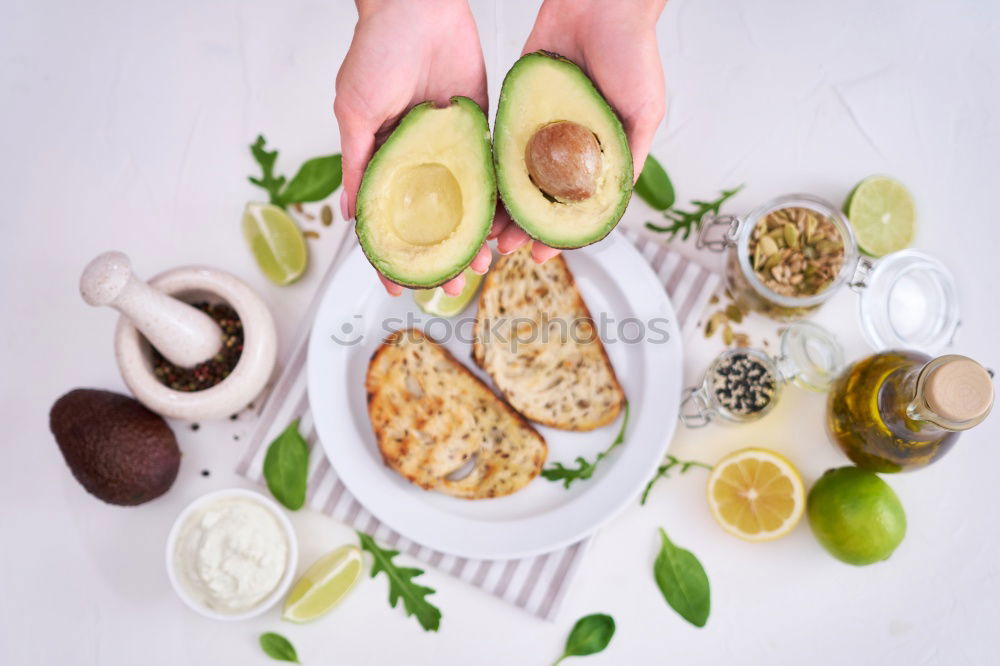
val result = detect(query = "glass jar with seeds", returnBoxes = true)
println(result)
[697,194,856,321]
[697,193,961,354]
[680,322,843,427]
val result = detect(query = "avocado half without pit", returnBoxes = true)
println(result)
[494,51,633,249]
[355,96,496,288]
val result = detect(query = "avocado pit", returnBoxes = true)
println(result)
[389,162,463,246]
[524,121,602,202]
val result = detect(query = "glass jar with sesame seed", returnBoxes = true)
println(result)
[680,322,843,427]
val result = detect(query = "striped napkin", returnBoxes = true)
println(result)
[236,223,719,621]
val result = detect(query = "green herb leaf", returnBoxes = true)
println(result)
[281,154,343,204]
[653,528,710,628]
[357,531,442,632]
[640,455,712,505]
[646,185,744,240]
[553,613,616,665]
[259,632,300,664]
[262,419,309,511]
[542,402,630,489]
[248,135,288,207]
[634,155,674,210]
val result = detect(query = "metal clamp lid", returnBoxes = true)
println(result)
[696,215,741,252]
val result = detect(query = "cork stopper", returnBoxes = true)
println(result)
[923,356,993,425]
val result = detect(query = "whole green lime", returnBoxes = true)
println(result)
[807,467,906,566]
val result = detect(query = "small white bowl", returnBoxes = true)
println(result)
[165,488,298,621]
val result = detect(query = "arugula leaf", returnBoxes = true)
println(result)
[263,419,310,510]
[259,632,300,664]
[248,135,343,209]
[281,154,343,204]
[646,185,744,240]
[552,613,615,665]
[653,528,710,628]
[357,531,442,632]
[542,402,630,489]
[248,135,287,206]
[640,455,712,505]
[634,155,675,210]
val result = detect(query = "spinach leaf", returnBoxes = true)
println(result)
[357,531,442,631]
[635,154,675,210]
[281,154,343,204]
[553,613,615,665]
[263,419,309,510]
[259,632,300,663]
[653,528,710,627]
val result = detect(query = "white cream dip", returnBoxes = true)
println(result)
[173,496,288,613]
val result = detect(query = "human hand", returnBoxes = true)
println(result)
[334,0,492,296]
[523,0,667,180]
[492,0,665,258]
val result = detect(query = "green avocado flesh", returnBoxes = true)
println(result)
[494,52,633,249]
[356,97,496,288]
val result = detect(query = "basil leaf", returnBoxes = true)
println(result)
[259,632,300,663]
[263,419,309,510]
[553,613,615,665]
[280,154,343,204]
[653,528,710,627]
[635,154,674,210]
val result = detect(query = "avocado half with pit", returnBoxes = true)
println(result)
[494,52,633,249]
[356,96,496,288]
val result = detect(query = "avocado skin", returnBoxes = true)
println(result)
[49,389,181,506]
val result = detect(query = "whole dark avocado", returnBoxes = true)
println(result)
[49,389,181,505]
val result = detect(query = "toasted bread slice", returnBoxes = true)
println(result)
[366,329,546,499]
[473,246,625,430]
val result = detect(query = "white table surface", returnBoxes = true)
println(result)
[3,1,999,664]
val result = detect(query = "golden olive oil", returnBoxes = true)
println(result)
[826,351,959,472]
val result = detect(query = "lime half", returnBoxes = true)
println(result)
[242,202,308,285]
[413,268,483,317]
[844,176,916,257]
[282,544,363,623]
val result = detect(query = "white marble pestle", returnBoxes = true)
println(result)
[80,251,223,368]
[79,251,277,420]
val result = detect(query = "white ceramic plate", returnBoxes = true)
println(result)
[307,231,683,559]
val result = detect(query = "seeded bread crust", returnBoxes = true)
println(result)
[472,246,625,431]
[366,328,547,500]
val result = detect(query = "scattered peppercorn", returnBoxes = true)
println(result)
[710,353,776,416]
[151,302,243,392]
[201,469,210,477]
[190,423,200,431]
[229,413,238,421]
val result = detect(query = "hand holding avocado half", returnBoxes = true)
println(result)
[336,0,666,294]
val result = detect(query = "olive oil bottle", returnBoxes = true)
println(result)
[827,353,993,472]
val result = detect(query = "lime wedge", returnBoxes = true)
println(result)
[412,268,483,317]
[282,544,362,623]
[242,202,308,285]
[844,176,916,257]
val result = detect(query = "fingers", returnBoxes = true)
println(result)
[531,243,561,264]
[497,223,531,255]
[487,206,512,240]
[377,272,404,297]
[333,100,379,220]
[625,101,665,181]
[469,243,493,274]
[441,272,466,296]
